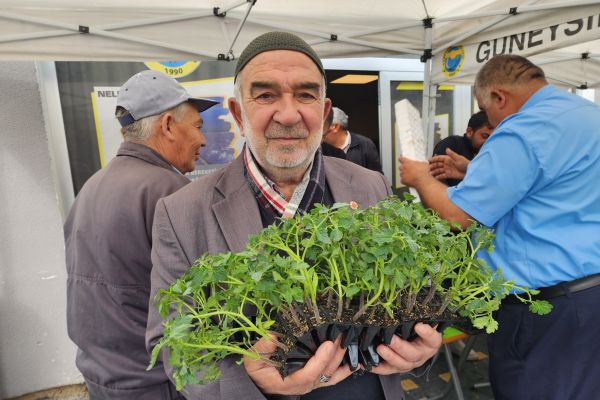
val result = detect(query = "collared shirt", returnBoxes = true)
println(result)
[244,145,330,225]
[171,165,184,175]
[448,85,600,289]
[341,130,351,153]
[244,145,312,219]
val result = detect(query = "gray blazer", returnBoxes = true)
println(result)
[147,155,406,400]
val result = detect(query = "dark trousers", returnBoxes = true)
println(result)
[488,284,600,400]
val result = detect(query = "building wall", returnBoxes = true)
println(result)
[0,62,81,398]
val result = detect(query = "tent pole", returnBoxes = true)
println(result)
[421,57,431,153]
[0,10,215,45]
[587,56,600,65]
[88,29,217,57]
[244,19,332,40]
[422,20,437,158]
[94,10,214,31]
[329,36,422,55]
[240,18,422,55]
[0,9,214,35]
[0,1,250,33]
[423,68,438,158]
[223,0,256,60]
[345,21,425,37]
[0,10,77,31]
[220,0,254,14]
[519,1,600,13]
[544,73,581,87]
[0,30,72,44]
[0,10,216,58]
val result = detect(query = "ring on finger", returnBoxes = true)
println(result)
[318,374,331,383]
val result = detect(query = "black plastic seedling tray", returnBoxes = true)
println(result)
[277,319,464,376]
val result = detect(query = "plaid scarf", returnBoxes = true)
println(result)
[244,145,326,220]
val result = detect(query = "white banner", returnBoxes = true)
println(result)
[433,12,600,84]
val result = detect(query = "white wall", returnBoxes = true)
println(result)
[0,62,81,398]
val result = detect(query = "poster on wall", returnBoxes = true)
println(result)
[91,77,243,179]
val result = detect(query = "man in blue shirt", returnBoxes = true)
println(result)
[399,54,600,400]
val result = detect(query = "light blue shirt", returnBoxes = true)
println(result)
[448,85,600,289]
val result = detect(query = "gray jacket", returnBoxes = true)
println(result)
[146,155,407,400]
[65,142,189,399]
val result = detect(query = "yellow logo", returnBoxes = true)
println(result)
[144,61,201,78]
[442,46,465,78]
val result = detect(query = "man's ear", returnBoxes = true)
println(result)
[465,127,474,138]
[228,98,245,137]
[331,122,343,132]
[159,112,176,142]
[323,97,332,121]
[489,86,508,110]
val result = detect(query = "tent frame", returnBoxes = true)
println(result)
[4,0,600,163]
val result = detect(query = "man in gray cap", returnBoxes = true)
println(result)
[147,31,441,400]
[65,70,217,399]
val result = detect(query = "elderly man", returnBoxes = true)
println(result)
[65,70,217,399]
[322,106,382,172]
[400,54,600,400]
[146,31,441,400]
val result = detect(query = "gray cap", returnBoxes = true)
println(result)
[234,31,325,80]
[116,70,218,127]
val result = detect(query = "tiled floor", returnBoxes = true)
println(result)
[403,334,495,400]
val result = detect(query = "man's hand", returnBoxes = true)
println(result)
[399,154,474,229]
[371,323,442,375]
[429,148,470,182]
[244,334,352,396]
[399,156,431,188]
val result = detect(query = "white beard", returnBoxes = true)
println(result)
[241,112,322,170]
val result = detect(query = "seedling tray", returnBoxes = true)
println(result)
[276,318,462,376]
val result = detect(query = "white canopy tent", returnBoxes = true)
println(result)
[0,0,504,61]
[2,0,600,150]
